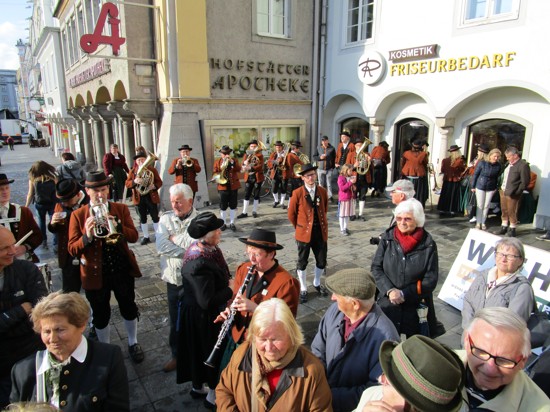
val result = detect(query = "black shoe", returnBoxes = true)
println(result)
[129,343,145,363]
[230,223,236,231]
[507,228,517,237]
[252,212,258,218]
[350,215,356,221]
[314,285,328,297]
[497,226,508,235]
[282,204,287,210]
[203,399,216,411]
[140,237,151,245]
[345,228,351,235]
[360,216,366,221]
[237,213,248,219]
[536,233,550,241]
[220,224,227,232]
[273,202,278,208]
[299,291,308,303]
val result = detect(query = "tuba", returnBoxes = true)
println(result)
[90,199,121,245]
[356,137,372,175]
[135,151,159,195]
[293,153,310,176]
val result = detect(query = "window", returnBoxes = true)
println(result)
[257,0,289,38]
[77,7,85,58]
[61,29,70,70]
[463,0,520,24]
[346,0,374,44]
[466,119,526,163]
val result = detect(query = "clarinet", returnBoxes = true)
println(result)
[204,264,257,368]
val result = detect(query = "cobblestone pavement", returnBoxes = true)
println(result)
[2,143,549,411]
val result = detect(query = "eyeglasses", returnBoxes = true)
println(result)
[395,217,413,222]
[494,251,521,260]
[468,335,522,369]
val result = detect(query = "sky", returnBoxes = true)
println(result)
[0,0,32,70]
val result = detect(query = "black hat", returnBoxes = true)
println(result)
[133,151,147,160]
[84,171,113,188]
[380,141,390,147]
[220,145,233,154]
[0,173,14,186]
[341,131,351,137]
[238,228,283,250]
[412,140,423,148]
[188,212,225,239]
[298,163,318,176]
[274,141,283,147]
[56,179,81,201]
[178,144,193,151]
[448,145,461,152]
[477,143,490,154]
[290,140,302,148]
[248,140,259,146]
[321,136,329,141]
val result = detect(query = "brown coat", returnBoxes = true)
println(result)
[7,204,43,258]
[284,152,303,179]
[167,157,201,193]
[401,150,428,177]
[216,342,333,412]
[441,156,466,182]
[243,153,265,182]
[335,142,356,166]
[125,165,162,205]
[288,185,328,243]
[231,261,299,344]
[371,145,391,164]
[267,152,285,179]
[214,157,242,191]
[67,202,141,290]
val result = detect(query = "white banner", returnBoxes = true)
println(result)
[438,229,550,313]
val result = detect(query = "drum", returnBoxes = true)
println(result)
[36,263,52,292]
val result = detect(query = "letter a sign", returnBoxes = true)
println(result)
[80,2,126,56]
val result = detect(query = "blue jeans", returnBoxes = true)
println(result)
[35,203,56,245]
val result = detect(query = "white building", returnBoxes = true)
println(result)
[320,0,550,228]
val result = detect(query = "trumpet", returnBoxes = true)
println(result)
[204,264,257,368]
[90,199,121,245]
[135,151,158,195]
[293,153,310,176]
[179,156,193,168]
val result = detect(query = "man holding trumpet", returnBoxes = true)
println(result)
[213,145,241,231]
[68,171,145,364]
[168,144,202,198]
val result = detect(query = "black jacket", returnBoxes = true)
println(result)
[472,160,502,191]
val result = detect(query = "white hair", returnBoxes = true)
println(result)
[169,183,193,200]
[394,198,425,227]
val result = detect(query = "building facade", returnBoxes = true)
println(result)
[0,70,19,116]
[320,0,550,228]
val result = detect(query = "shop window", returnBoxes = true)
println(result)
[257,0,290,38]
[462,0,520,25]
[393,118,430,181]
[346,0,374,44]
[341,117,370,145]
[466,118,526,163]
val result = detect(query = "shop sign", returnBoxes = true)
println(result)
[389,44,438,63]
[61,129,69,139]
[69,59,111,88]
[210,58,310,94]
[80,2,126,56]
[357,51,386,85]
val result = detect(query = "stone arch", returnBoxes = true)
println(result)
[75,94,85,107]
[86,91,94,106]
[113,81,128,100]
[68,97,74,109]
[96,86,111,104]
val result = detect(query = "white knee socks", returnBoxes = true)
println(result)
[124,318,138,346]
[297,269,307,292]
[95,325,111,344]
[313,267,324,288]
[141,223,149,239]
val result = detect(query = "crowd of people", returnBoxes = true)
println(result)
[0,135,548,412]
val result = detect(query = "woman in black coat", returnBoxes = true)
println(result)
[176,212,233,403]
[371,198,439,337]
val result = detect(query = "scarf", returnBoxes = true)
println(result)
[182,240,231,281]
[251,341,299,412]
[394,227,424,255]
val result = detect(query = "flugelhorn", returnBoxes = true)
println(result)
[90,199,121,245]
[204,265,257,368]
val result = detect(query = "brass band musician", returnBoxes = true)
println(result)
[352,139,372,221]
[283,140,305,199]
[168,144,202,198]
[237,140,265,219]
[335,131,356,170]
[213,145,241,232]
[125,151,163,245]
[267,141,288,208]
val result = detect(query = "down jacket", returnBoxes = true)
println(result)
[472,160,502,191]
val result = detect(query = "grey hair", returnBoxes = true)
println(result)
[466,307,531,358]
[169,183,193,199]
[495,237,525,262]
[394,198,425,227]
[505,146,520,156]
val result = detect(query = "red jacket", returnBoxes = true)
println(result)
[125,165,163,205]
[242,153,265,183]
[168,157,201,193]
[214,157,242,191]
[288,185,329,243]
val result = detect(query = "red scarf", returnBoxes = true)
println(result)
[394,227,424,254]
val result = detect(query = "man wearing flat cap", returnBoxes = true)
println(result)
[282,140,305,199]
[68,171,145,364]
[213,146,241,231]
[237,140,265,219]
[288,163,329,303]
[0,173,42,262]
[311,267,399,412]
[215,228,300,368]
[125,150,163,245]
[47,179,89,293]
[168,144,202,197]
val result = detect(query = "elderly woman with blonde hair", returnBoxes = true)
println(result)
[216,298,332,411]
[10,292,129,412]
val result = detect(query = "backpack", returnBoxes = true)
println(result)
[34,179,57,206]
